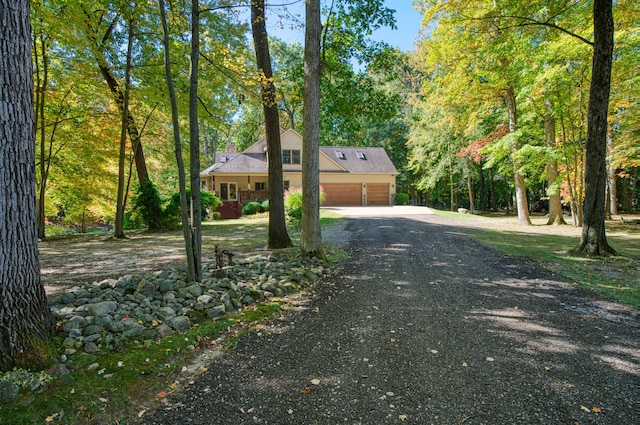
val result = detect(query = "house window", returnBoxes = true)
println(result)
[283,180,290,191]
[255,182,267,191]
[219,182,237,201]
[336,150,345,159]
[282,149,300,164]
[356,151,366,160]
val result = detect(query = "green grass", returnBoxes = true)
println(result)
[432,208,483,219]
[468,228,640,307]
[0,302,285,425]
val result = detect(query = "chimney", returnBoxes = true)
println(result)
[226,141,236,153]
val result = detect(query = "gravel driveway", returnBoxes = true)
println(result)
[144,209,638,425]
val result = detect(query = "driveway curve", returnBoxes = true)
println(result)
[144,211,638,425]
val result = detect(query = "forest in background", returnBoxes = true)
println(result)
[32,0,638,233]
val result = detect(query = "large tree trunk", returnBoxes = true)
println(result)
[189,0,202,281]
[0,0,55,370]
[544,100,566,225]
[301,0,324,258]
[575,0,616,256]
[251,0,292,249]
[505,85,531,225]
[159,0,195,282]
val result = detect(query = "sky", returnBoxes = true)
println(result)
[264,1,425,52]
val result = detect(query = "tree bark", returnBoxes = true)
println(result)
[467,172,475,214]
[34,30,48,239]
[607,131,617,215]
[114,16,135,239]
[0,0,55,370]
[544,100,566,225]
[159,0,195,282]
[189,0,202,281]
[575,0,616,256]
[251,0,292,249]
[301,0,325,258]
[505,85,531,225]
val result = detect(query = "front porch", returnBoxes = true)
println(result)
[215,190,269,219]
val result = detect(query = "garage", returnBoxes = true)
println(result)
[366,183,390,205]
[322,183,362,206]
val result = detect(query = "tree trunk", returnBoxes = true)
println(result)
[505,85,531,225]
[489,169,497,211]
[114,16,135,239]
[575,0,616,256]
[0,0,55,370]
[189,0,202,281]
[607,131,617,215]
[251,0,292,249]
[448,141,455,211]
[467,171,475,214]
[34,30,48,239]
[159,0,195,282]
[478,159,485,211]
[301,0,325,258]
[544,100,566,225]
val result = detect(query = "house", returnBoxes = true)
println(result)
[200,128,399,218]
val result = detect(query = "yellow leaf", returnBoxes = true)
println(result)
[580,405,591,413]
[45,416,55,423]
[399,414,408,421]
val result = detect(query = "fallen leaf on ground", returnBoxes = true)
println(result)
[430,350,438,354]
[398,414,408,421]
[300,387,313,394]
[580,406,591,413]
[311,379,321,385]
[486,357,495,362]
[157,391,167,398]
[591,407,601,413]
[138,410,146,418]
[462,362,468,367]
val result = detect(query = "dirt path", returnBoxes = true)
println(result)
[142,212,638,425]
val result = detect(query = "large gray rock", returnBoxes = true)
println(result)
[169,316,191,331]
[185,284,203,297]
[86,301,117,316]
[156,324,174,338]
[0,381,20,403]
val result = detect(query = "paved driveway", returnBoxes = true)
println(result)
[323,205,436,217]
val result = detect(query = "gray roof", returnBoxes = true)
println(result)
[200,152,267,175]
[319,147,398,174]
[201,146,398,176]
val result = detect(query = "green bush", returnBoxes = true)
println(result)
[165,189,222,229]
[130,180,163,230]
[242,201,262,216]
[395,192,410,205]
[260,199,269,212]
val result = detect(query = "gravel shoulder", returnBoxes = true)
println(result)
[142,210,639,425]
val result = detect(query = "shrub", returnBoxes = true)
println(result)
[130,180,163,230]
[260,199,269,212]
[165,189,222,228]
[395,192,410,205]
[242,201,262,216]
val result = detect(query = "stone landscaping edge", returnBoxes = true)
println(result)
[0,252,329,404]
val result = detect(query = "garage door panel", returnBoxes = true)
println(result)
[367,183,389,205]
[322,184,361,206]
